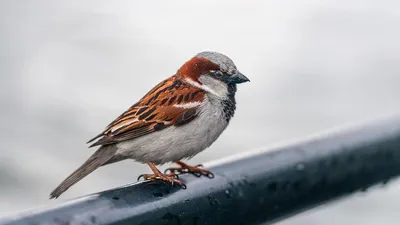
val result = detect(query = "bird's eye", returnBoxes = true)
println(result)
[214,71,222,77]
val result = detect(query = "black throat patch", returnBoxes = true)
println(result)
[221,84,237,122]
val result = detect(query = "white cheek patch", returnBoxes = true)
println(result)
[198,76,229,98]
[184,78,219,96]
[185,77,228,99]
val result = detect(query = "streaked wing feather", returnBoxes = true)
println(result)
[87,75,204,147]
[89,125,156,147]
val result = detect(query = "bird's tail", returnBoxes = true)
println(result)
[50,145,118,199]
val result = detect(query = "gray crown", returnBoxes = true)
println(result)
[196,51,237,75]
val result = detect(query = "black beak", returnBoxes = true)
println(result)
[228,71,250,84]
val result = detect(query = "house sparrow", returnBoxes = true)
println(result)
[50,51,249,199]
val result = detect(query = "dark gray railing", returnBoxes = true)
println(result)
[2,115,400,225]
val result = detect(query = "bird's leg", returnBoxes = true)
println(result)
[165,161,214,178]
[138,162,186,188]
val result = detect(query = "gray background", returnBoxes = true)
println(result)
[1,0,400,224]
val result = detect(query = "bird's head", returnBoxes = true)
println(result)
[177,51,249,98]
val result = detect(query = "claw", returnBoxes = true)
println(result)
[137,174,145,181]
[206,172,215,178]
[192,172,202,177]
[164,161,214,179]
[137,172,184,187]
[170,173,179,179]
[140,162,186,188]
[164,168,179,174]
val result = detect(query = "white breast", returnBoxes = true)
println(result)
[115,97,229,164]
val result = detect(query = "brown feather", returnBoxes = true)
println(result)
[87,75,205,147]
[177,57,220,82]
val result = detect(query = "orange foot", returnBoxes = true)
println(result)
[138,162,186,189]
[165,161,214,178]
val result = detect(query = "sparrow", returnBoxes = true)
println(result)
[50,51,249,199]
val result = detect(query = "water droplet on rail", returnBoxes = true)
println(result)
[382,179,390,186]
[296,163,305,171]
[207,195,220,206]
[225,190,232,198]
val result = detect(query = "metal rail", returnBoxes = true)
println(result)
[2,116,400,225]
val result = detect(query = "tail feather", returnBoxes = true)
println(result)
[50,145,118,199]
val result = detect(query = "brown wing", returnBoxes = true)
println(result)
[87,75,205,147]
